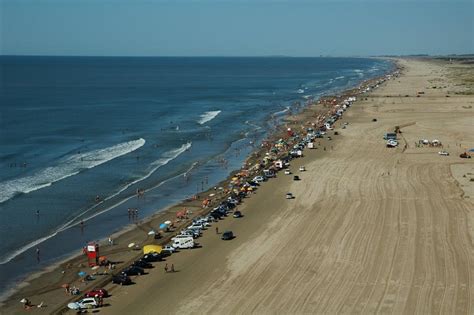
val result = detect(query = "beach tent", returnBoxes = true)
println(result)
[143,245,162,254]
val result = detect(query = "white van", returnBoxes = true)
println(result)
[172,234,195,241]
[172,237,194,249]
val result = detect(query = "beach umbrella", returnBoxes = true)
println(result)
[78,271,87,277]
[128,242,135,248]
[159,223,168,229]
[91,265,100,270]
[20,298,27,304]
[164,220,172,225]
[147,230,156,236]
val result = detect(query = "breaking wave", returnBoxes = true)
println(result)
[198,110,221,125]
[0,138,146,204]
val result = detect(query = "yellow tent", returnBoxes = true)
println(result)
[143,244,162,254]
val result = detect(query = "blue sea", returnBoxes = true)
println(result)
[0,56,393,297]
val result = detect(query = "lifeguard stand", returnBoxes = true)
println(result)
[86,242,99,267]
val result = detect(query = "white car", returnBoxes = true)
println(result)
[162,245,176,253]
[253,176,265,183]
[438,151,449,156]
[284,169,291,175]
[67,297,98,310]
[286,193,294,199]
[188,223,204,230]
[386,140,398,147]
[299,166,306,172]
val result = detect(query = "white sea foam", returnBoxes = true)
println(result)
[272,106,290,117]
[0,138,146,204]
[198,110,221,125]
[335,76,345,80]
[0,142,191,265]
[354,69,364,77]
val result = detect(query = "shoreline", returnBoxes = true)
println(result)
[0,61,398,313]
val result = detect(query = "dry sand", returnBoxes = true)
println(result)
[3,58,473,314]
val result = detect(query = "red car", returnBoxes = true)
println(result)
[84,288,108,298]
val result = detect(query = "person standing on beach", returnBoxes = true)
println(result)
[164,263,168,273]
[215,227,219,234]
[171,264,175,272]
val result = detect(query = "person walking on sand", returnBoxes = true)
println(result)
[215,227,219,234]
[164,263,168,273]
[171,264,175,273]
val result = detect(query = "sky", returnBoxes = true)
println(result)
[0,0,473,56]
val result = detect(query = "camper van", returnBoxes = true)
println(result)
[172,236,194,249]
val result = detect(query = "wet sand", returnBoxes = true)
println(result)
[2,58,473,314]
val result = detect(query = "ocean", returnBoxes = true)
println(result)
[0,56,393,296]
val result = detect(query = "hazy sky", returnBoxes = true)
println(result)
[1,0,473,56]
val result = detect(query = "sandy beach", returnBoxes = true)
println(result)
[2,57,473,314]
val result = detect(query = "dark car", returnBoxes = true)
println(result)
[122,265,145,276]
[84,288,108,298]
[221,231,234,240]
[142,253,163,262]
[233,211,243,218]
[112,274,132,285]
[132,259,153,269]
[293,175,300,181]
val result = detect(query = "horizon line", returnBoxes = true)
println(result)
[1,53,473,58]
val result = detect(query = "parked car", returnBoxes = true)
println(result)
[438,151,449,156]
[84,289,108,298]
[253,176,265,183]
[386,140,398,147]
[67,297,98,310]
[112,274,132,285]
[160,245,175,256]
[122,265,145,276]
[293,175,300,181]
[233,211,243,218]
[132,259,153,269]
[221,231,234,240]
[286,193,294,199]
[188,223,205,230]
[142,253,163,262]
[284,169,291,175]
[299,166,306,172]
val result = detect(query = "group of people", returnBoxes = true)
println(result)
[127,208,139,220]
